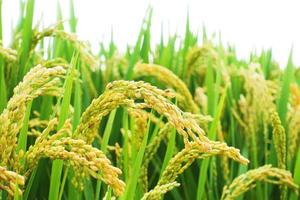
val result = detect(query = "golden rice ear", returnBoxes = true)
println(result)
[270,110,286,169]
[127,106,165,150]
[143,134,249,199]
[238,68,278,164]
[0,166,25,196]
[270,110,288,199]
[157,141,249,187]
[221,165,299,200]
[287,84,300,163]
[185,44,219,82]
[74,80,212,146]
[0,64,66,167]
[32,27,99,71]
[141,182,180,200]
[25,119,125,197]
[134,63,199,113]
[287,105,300,163]
[0,43,18,63]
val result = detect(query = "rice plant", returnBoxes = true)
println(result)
[0,1,299,200]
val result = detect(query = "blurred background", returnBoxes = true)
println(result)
[3,0,300,67]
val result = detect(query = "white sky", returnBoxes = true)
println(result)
[2,0,300,67]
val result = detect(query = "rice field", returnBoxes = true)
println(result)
[0,1,300,200]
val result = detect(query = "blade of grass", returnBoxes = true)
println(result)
[276,50,294,170]
[196,84,227,200]
[121,112,151,200]
[66,60,82,200]
[23,167,38,200]
[262,49,272,79]
[159,35,176,71]
[81,178,94,200]
[140,8,152,63]
[48,53,78,200]
[14,100,32,200]
[58,167,69,200]
[0,58,6,112]
[95,109,117,200]
[290,147,300,200]
[122,109,130,182]
[16,101,32,154]
[18,0,35,80]
[0,0,7,113]
[125,8,152,79]
[69,0,77,32]
[180,12,191,78]
[277,49,294,127]
[160,128,176,174]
